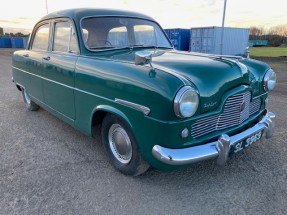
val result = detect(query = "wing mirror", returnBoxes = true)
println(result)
[135,51,153,68]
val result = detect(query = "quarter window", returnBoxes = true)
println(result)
[32,24,50,51]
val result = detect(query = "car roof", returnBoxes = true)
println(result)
[39,8,155,22]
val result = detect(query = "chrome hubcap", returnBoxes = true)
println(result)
[23,90,31,105]
[108,124,132,164]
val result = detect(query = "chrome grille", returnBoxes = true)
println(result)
[191,92,261,138]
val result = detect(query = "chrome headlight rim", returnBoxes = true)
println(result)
[174,86,199,118]
[263,69,276,91]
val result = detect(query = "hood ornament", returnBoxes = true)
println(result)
[245,46,250,59]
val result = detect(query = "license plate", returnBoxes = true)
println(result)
[230,130,263,155]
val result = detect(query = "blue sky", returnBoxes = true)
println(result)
[0,0,286,33]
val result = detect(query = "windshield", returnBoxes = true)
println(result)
[81,17,172,50]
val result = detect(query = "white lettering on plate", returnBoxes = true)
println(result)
[234,141,243,153]
[246,131,262,147]
[234,131,262,153]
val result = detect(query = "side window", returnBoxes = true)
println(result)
[53,21,78,53]
[107,27,128,47]
[32,23,50,51]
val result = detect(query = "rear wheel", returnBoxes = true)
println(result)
[21,88,40,111]
[101,114,149,176]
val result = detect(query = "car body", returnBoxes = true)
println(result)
[12,8,276,175]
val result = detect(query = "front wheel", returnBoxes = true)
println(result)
[21,88,40,111]
[101,114,150,176]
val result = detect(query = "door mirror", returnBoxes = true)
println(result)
[135,51,153,68]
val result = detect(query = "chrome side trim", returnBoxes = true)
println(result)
[152,111,275,166]
[12,66,74,90]
[115,99,150,116]
[12,66,113,102]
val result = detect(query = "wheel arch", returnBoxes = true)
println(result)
[90,105,133,138]
[16,84,22,91]
[15,83,24,91]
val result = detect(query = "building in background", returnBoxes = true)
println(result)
[248,40,268,47]
[0,27,3,36]
[190,27,249,56]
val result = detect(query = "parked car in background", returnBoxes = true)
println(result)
[12,9,276,176]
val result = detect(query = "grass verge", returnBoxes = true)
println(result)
[250,47,287,57]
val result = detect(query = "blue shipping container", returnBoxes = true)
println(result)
[0,37,12,48]
[11,37,28,48]
[164,28,190,51]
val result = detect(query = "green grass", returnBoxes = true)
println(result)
[250,47,287,57]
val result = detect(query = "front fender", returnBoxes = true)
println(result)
[90,104,133,134]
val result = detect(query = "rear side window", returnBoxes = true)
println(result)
[32,23,50,51]
[53,21,78,53]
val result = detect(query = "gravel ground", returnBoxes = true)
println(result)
[0,49,286,215]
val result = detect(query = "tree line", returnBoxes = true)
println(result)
[249,25,287,47]
[0,32,30,37]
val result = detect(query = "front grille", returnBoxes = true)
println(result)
[191,92,261,138]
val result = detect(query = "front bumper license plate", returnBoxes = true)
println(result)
[230,130,263,155]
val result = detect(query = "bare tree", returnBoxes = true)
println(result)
[268,25,287,44]
[249,26,266,40]
[268,25,287,36]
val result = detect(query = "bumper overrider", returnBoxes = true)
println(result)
[152,111,275,166]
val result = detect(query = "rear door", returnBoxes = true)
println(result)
[41,19,79,120]
[23,21,51,102]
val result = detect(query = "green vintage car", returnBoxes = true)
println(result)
[12,8,276,176]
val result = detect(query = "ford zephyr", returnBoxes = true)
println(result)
[12,9,276,175]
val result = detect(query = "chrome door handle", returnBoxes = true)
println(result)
[23,53,29,57]
[43,56,51,61]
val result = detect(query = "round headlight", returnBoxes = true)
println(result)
[263,69,276,91]
[174,86,199,118]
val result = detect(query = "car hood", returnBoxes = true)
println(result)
[106,49,251,113]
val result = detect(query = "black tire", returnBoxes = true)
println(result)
[21,88,40,111]
[101,114,150,176]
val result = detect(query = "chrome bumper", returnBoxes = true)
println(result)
[152,111,275,166]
